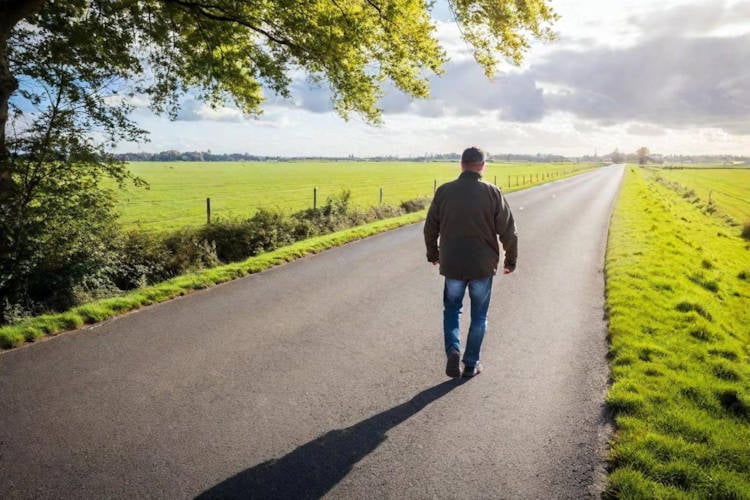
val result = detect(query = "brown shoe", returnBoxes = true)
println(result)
[462,362,483,378]
[445,349,461,378]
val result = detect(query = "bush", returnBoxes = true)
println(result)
[200,219,260,263]
[292,190,358,233]
[400,197,430,213]
[243,209,296,254]
[109,231,173,290]
[162,229,220,275]
[741,221,750,241]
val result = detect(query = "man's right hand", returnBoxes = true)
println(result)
[503,268,513,274]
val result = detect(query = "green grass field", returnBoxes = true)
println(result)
[652,168,750,224]
[116,161,597,231]
[604,167,750,497]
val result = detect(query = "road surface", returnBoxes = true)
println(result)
[0,165,624,499]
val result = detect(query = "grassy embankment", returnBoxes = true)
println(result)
[604,167,750,497]
[118,160,597,231]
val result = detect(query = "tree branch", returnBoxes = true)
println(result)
[163,0,305,54]
[363,0,384,17]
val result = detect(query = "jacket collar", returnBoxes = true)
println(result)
[459,170,482,181]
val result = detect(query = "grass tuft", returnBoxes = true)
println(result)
[708,348,739,361]
[675,301,713,321]
[688,274,720,293]
[717,390,748,419]
[689,326,717,342]
[712,362,741,381]
[0,328,24,349]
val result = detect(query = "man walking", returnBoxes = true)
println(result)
[424,146,518,378]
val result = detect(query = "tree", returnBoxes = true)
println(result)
[0,0,556,318]
[610,149,625,164]
[637,146,650,166]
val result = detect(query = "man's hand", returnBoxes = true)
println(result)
[503,268,513,274]
[432,261,439,266]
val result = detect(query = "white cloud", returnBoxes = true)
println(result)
[628,0,750,38]
[176,99,244,122]
[434,20,475,63]
[627,124,667,136]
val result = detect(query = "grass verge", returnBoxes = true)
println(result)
[0,210,426,351]
[604,167,750,497]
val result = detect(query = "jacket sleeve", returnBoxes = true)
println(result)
[423,193,440,263]
[494,192,518,271]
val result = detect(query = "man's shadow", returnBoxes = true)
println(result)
[196,379,462,499]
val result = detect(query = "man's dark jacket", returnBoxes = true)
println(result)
[424,170,518,280]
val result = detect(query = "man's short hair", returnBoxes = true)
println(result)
[461,146,486,166]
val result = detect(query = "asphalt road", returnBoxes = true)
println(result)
[0,164,624,499]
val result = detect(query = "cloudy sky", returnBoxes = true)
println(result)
[119,0,750,157]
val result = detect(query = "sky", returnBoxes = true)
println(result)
[118,0,750,157]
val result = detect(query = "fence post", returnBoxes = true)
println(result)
[206,197,211,225]
[433,179,437,194]
[508,175,510,187]
[313,187,318,210]
[379,187,383,205]
[494,175,497,186]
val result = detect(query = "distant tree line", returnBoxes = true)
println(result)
[597,150,749,166]
[115,150,750,164]
[114,151,573,163]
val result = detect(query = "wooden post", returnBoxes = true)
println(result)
[433,179,437,194]
[313,187,318,210]
[379,187,383,205]
[508,175,510,187]
[494,175,497,186]
[206,197,211,225]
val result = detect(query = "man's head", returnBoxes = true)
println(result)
[461,146,487,172]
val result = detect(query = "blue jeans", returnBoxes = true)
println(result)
[443,276,493,367]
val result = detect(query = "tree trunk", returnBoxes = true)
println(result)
[0,32,15,174]
[1,0,44,309]
[0,0,46,166]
